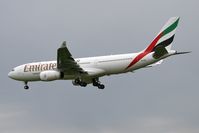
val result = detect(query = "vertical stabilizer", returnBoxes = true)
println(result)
[145,17,180,53]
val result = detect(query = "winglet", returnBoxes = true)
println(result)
[61,41,67,48]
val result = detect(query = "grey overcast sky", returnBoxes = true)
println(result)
[0,0,198,133]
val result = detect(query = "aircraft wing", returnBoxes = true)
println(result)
[57,41,87,74]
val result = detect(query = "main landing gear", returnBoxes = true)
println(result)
[24,81,29,90]
[73,79,88,87]
[73,78,105,89]
[92,79,105,89]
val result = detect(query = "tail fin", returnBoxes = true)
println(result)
[144,17,180,53]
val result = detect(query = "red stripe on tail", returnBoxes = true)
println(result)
[126,32,163,69]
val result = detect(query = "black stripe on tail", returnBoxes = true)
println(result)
[153,35,175,52]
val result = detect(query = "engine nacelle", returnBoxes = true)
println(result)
[40,70,61,81]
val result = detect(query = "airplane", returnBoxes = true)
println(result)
[8,17,190,90]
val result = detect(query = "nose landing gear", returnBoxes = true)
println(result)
[24,81,29,90]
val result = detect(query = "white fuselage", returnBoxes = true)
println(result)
[8,51,175,82]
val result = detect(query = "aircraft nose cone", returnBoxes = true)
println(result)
[8,71,14,79]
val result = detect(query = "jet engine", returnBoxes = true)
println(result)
[40,70,61,81]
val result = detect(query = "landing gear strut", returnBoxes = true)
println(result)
[24,81,29,90]
[92,79,105,89]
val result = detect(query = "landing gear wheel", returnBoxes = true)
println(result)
[98,84,105,89]
[92,78,100,87]
[24,81,29,90]
[74,79,81,85]
[92,78,105,89]
[80,82,87,87]
[93,82,98,87]
[24,85,29,90]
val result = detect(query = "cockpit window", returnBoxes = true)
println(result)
[12,69,15,71]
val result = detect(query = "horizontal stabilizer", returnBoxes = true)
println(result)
[174,51,191,55]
